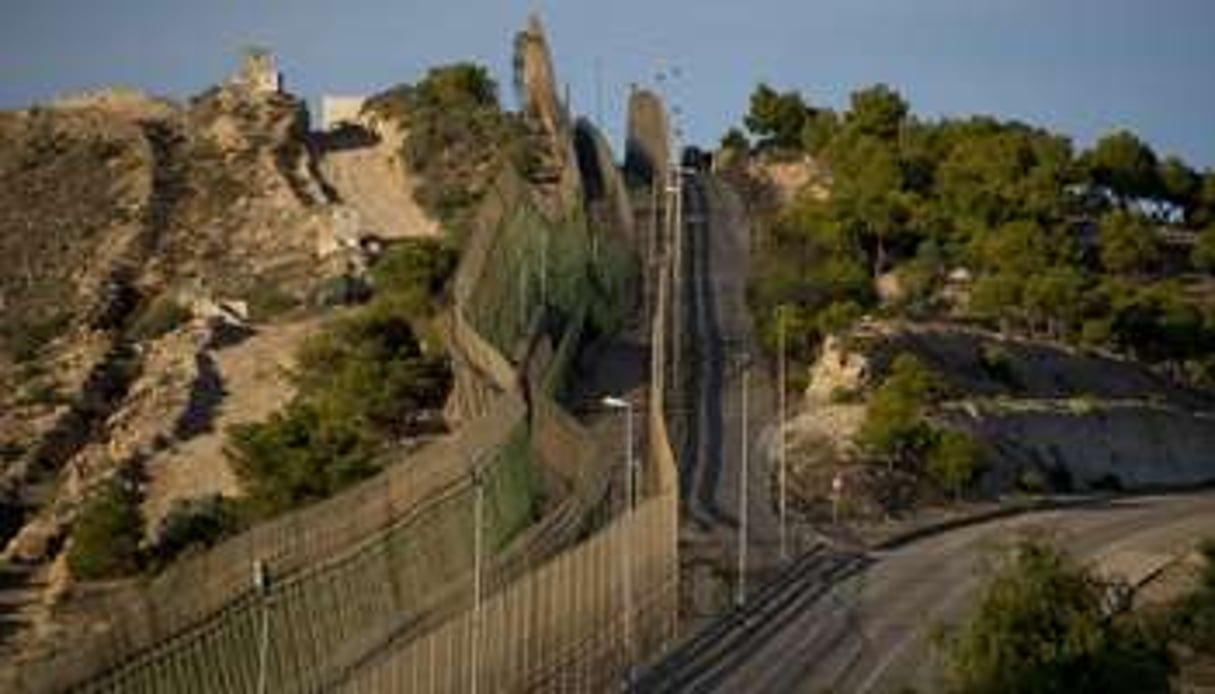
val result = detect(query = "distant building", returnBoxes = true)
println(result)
[320,96,367,131]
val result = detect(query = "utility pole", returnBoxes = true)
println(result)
[670,165,680,398]
[470,465,485,694]
[254,559,270,694]
[602,395,635,686]
[778,306,788,561]
[670,164,683,403]
[737,354,750,608]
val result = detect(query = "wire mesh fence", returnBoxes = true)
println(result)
[12,135,680,693]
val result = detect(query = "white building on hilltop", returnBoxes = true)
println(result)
[320,96,367,131]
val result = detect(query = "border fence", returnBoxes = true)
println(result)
[12,121,678,693]
[339,225,680,692]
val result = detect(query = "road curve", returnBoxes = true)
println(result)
[649,491,1215,693]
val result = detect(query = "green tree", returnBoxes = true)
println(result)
[831,135,908,274]
[1159,155,1200,211]
[927,429,984,499]
[1084,130,1160,204]
[1024,267,1088,340]
[744,83,810,150]
[942,540,1172,694]
[800,109,840,155]
[846,84,909,141]
[972,220,1057,276]
[412,63,498,109]
[68,479,145,579]
[720,127,750,154]
[1099,210,1160,276]
[969,274,1025,333]
[936,122,1075,228]
[1196,171,1215,228]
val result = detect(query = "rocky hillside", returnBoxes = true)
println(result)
[788,320,1215,517]
[0,70,356,660]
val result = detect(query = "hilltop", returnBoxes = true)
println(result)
[721,82,1215,514]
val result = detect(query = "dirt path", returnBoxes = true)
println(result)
[318,136,440,241]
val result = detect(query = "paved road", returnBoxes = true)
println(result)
[657,491,1215,693]
[680,173,780,570]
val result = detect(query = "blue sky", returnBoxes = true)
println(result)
[3,0,1213,167]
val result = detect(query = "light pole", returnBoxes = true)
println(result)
[777,306,788,562]
[254,559,270,694]
[470,464,486,694]
[667,165,682,402]
[737,353,751,608]
[602,395,635,686]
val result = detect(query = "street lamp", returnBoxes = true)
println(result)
[601,395,636,685]
[776,306,789,562]
[254,559,271,694]
[470,463,487,694]
[737,352,751,608]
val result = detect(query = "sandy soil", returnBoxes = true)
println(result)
[141,318,322,530]
[319,135,440,240]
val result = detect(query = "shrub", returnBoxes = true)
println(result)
[311,275,372,309]
[1,311,72,363]
[293,308,450,439]
[816,300,865,337]
[151,494,243,567]
[67,479,144,580]
[926,429,985,498]
[17,380,67,408]
[941,540,1171,694]
[226,403,378,516]
[1016,467,1048,494]
[858,354,938,467]
[978,343,1017,387]
[368,239,458,316]
[128,294,191,341]
[1172,540,1215,652]
[245,281,298,322]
